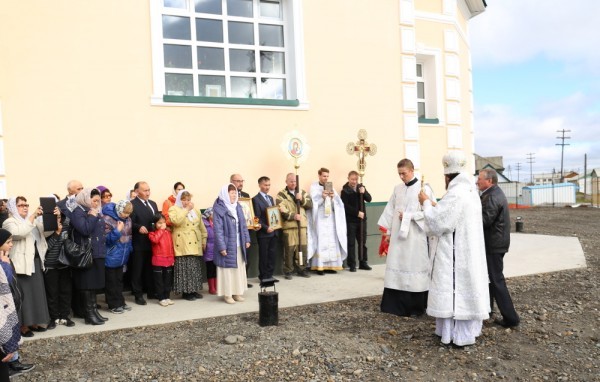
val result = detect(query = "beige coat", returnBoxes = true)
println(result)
[2,216,48,275]
[168,206,207,257]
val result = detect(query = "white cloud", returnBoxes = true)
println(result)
[474,93,600,178]
[470,1,600,73]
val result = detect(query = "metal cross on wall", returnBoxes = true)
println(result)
[346,129,377,183]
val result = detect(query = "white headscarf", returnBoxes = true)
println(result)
[75,187,101,215]
[218,184,238,216]
[7,197,43,248]
[175,189,198,222]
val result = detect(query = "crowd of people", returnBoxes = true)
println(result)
[0,151,521,379]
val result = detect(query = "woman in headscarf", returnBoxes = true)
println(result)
[70,188,107,325]
[212,184,251,304]
[162,182,185,228]
[0,230,21,381]
[2,197,50,337]
[168,190,207,302]
[201,208,217,295]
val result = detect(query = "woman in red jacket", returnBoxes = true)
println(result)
[148,216,175,306]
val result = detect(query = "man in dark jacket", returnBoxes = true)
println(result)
[477,169,519,328]
[341,171,372,272]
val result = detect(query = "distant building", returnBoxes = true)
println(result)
[474,154,511,182]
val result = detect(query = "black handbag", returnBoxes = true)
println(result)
[59,227,93,269]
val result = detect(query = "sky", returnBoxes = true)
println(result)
[470,0,600,182]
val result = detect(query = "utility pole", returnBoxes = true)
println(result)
[556,129,571,182]
[515,162,522,208]
[526,152,535,185]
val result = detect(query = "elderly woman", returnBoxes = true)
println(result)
[168,190,207,301]
[212,184,251,304]
[2,197,50,337]
[201,208,217,295]
[70,188,107,325]
[102,200,133,314]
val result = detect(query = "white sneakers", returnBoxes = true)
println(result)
[158,300,169,307]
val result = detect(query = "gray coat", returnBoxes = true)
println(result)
[212,198,250,268]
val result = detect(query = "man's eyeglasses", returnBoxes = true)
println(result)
[17,204,29,208]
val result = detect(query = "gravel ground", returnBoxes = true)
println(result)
[16,207,600,381]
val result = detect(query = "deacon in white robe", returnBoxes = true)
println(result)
[419,151,490,347]
[378,159,436,316]
[307,168,347,273]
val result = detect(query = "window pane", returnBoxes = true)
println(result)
[164,0,187,9]
[417,82,425,99]
[194,0,221,14]
[165,73,193,96]
[162,15,191,40]
[230,49,255,72]
[164,44,193,68]
[228,21,254,45]
[260,0,282,19]
[261,78,286,99]
[260,51,284,74]
[259,24,283,47]
[231,77,257,98]
[416,63,422,77]
[227,0,253,17]
[418,102,425,118]
[199,75,226,96]
[196,18,223,42]
[198,47,225,70]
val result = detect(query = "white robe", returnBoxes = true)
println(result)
[422,172,490,321]
[377,180,435,292]
[307,182,347,270]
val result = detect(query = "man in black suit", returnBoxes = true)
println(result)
[477,169,520,328]
[252,176,279,282]
[230,173,254,288]
[129,181,160,305]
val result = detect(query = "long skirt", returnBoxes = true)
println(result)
[73,258,106,290]
[435,318,483,347]
[216,247,247,297]
[17,257,50,326]
[173,255,203,294]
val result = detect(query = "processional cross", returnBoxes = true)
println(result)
[346,129,377,183]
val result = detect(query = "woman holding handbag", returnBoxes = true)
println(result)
[70,188,107,325]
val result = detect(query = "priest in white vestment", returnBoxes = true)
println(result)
[307,168,347,274]
[418,151,490,347]
[378,159,436,317]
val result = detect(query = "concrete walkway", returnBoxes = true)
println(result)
[28,233,586,341]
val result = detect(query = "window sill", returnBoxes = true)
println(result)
[418,117,440,124]
[163,95,300,107]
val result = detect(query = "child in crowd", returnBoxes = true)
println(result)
[103,200,134,314]
[201,208,217,295]
[148,216,175,307]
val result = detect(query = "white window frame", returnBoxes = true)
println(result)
[149,0,307,108]
[416,50,442,122]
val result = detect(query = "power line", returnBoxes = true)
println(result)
[556,129,571,182]
[526,153,535,184]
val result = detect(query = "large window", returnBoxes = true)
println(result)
[152,0,305,104]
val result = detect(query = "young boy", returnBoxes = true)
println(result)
[148,217,175,306]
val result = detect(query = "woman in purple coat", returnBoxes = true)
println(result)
[212,184,250,304]
[201,208,217,295]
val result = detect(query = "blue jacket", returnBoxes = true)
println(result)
[212,198,250,269]
[70,206,106,259]
[102,203,133,268]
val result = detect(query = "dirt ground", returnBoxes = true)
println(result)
[17,207,600,381]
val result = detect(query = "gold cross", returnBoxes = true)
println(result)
[346,129,377,182]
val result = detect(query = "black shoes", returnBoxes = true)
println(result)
[349,267,357,272]
[47,320,57,330]
[284,273,293,280]
[63,318,76,327]
[247,283,253,288]
[494,318,520,328]
[135,296,147,305]
[182,293,197,301]
[8,359,35,377]
[192,292,203,299]
[316,271,324,276]
[296,270,311,278]
[323,270,337,274]
[359,262,372,271]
